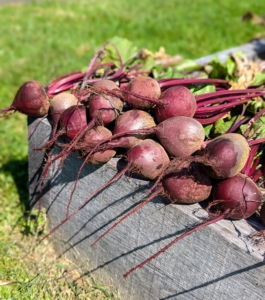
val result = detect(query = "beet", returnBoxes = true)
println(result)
[154,116,205,157]
[78,126,116,165]
[212,174,262,219]
[155,86,197,123]
[109,109,156,149]
[0,81,50,117]
[49,92,79,137]
[88,79,123,125]
[162,161,212,204]
[123,76,161,110]
[203,133,250,179]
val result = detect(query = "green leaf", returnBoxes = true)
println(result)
[211,114,239,136]
[246,98,265,114]
[249,73,265,87]
[174,59,203,73]
[138,55,156,72]
[203,124,213,139]
[190,84,216,96]
[240,115,265,139]
[226,56,236,77]
[208,56,236,80]
[153,65,184,80]
[104,36,139,68]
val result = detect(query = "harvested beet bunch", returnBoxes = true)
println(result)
[3,38,265,281]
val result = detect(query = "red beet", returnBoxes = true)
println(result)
[212,174,262,219]
[123,76,161,110]
[78,126,116,165]
[0,81,50,118]
[109,109,157,149]
[49,92,79,137]
[203,133,250,179]
[154,116,205,157]
[155,86,197,123]
[162,161,212,204]
[88,79,124,125]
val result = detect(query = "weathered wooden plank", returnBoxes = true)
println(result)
[28,116,265,300]
[195,38,265,65]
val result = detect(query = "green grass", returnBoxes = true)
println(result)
[0,0,264,298]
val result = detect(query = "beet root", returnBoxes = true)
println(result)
[203,133,250,179]
[0,81,50,117]
[78,126,116,165]
[155,116,205,157]
[212,173,262,219]
[108,109,156,149]
[162,161,212,204]
[49,92,79,137]
[88,79,123,125]
[155,86,196,123]
[123,76,161,110]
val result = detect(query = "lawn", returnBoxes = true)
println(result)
[0,0,264,298]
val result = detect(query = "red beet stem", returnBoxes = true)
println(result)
[0,105,16,118]
[195,98,250,114]
[158,78,228,89]
[196,88,264,102]
[123,210,229,279]
[91,186,164,247]
[194,111,230,125]
[196,92,264,108]
[79,44,107,92]
[48,72,85,96]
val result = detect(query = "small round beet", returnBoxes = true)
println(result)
[11,80,50,117]
[89,79,123,125]
[162,161,212,204]
[204,133,250,179]
[155,86,196,123]
[212,173,262,219]
[123,76,161,110]
[155,116,205,157]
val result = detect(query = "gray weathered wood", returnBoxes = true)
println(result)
[195,39,265,65]
[28,117,265,300]
[28,41,265,300]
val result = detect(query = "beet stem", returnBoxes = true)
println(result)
[0,105,16,118]
[123,210,229,279]
[196,88,264,102]
[80,45,106,92]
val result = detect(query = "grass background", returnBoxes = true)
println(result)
[0,0,265,298]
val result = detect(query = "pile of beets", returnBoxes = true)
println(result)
[1,45,265,279]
